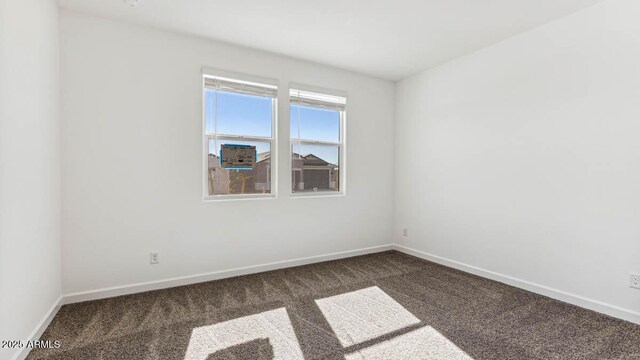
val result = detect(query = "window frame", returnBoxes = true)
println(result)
[202,70,278,201]
[289,85,347,198]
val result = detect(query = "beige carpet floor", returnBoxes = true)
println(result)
[28,251,640,359]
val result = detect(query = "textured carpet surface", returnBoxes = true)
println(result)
[28,251,640,359]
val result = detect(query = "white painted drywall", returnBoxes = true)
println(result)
[0,0,61,359]
[60,11,395,294]
[395,0,640,316]
[57,0,605,81]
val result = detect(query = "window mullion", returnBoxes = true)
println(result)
[214,134,273,141]
[294,139,341,146]
[215,136,273,142]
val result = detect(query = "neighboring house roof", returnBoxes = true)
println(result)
[291,152,336,167]
[257,152,271,163]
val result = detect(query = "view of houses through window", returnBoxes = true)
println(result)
[208,139,271,195]
[290,91,345,193]
[204,75,276,197]
[204,75,345,198]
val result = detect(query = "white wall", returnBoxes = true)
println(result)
[60,11,395,295]
[0,0,61,359]
[395,0,640,320]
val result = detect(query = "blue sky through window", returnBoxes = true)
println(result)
[290,104,340,143]
[205,90,272,137]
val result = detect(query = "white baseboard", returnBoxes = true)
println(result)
[59,243,639,325]
[63,244,395,304]
[11,296,63,360]
[393,244,640,325]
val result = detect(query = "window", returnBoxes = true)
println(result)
[290,88,346,195]
[203,75,277,199]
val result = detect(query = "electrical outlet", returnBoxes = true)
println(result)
[631,274,640,289]
[403,228,408,237]
[150,252,160,264]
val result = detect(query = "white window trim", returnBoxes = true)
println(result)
[289,85,347,198]
[202,70,279,201]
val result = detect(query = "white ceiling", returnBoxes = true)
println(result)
[58,0,604,80]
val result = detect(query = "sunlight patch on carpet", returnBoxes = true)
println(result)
[345,326,472,360]
[183,308,304,360]
[315,286,421,347]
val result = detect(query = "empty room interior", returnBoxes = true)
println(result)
[2,0,640,359]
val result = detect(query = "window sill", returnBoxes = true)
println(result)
[202,193,276,202]
[290,191,345,199]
